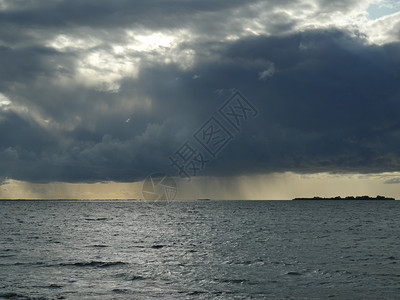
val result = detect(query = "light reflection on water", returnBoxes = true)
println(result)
[0,200,399,299]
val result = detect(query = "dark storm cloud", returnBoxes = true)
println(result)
[206,30,400,175]
[1,1,400,183]
[0,45,69,84]
[0,0,260,32]
[0,0,302,49]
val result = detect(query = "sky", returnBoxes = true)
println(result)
[0,0,400,199]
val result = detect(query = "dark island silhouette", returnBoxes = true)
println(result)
[293,195,395,200]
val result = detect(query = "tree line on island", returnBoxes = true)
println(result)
[292,195,395,200]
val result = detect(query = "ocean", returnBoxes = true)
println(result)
[0,200,399,299]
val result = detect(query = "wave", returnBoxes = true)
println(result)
[58,261,127,268]
[214,278,250,284]
[185,291,209,296]
[0,262,45,266]
[285,271,303,276]
[112,289,132,294]
[114,273,146,281]
[0,261,127,269]
[0,292,40,300]
[47,284,63,289]
[84,217,109,221]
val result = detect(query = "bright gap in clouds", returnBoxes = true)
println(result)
[0,93,11,107]
[1,173,400,200]
[126,32,176,51]
[178,173,400,200]
[45,30,189,92]
[367,0,400,19]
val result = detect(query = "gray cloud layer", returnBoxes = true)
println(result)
[1,0,400,183]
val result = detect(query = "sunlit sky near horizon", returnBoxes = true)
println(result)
[1,0,400,200]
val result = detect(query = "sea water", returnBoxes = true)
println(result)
[0,200,399,299]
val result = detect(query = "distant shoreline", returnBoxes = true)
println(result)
[293,195,395,201]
